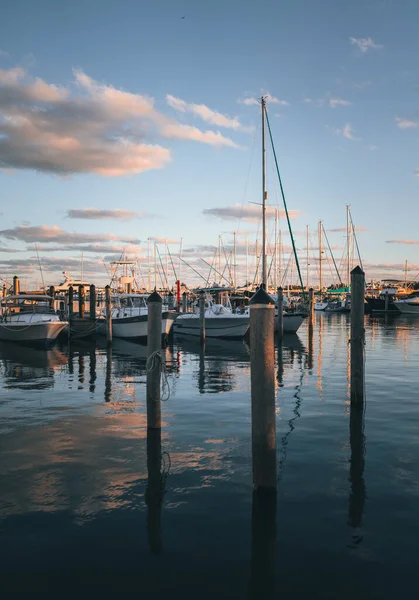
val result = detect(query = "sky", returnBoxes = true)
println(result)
[0,0,418,289]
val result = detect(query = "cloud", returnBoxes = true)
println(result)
[203,204,301,222]
[0,66,240,177]
[327,226,367,232]
[386,239,419,245]
[396,117,418,129]
[166,94,251,132]
[66,208,149,220]
[0,224,141,244]
[349,37,382,53]
[159,122,239,148]
[368,145,379,151]
[415,168,419,177]
[149,237,179,244]
[238,93,289,107]
[27,243,144,254]
[0,49,9,57]
[329,98,351,108]
[332,123,360,141]
[183,244,217,254]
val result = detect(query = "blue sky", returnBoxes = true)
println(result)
[0,0,418,287]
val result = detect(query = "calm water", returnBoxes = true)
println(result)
[1,314,419,598]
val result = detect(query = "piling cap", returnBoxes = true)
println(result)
[250,286,275,305]
[351,266,364,275]
[148,289,162,303]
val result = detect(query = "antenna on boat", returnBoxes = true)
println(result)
[35,242,45,290]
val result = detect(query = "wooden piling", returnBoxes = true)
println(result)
[176,280,181,311]
[309,287,315,323]
[13,276,19,296]
[384,293,389,315]
[78,285,85,319]
[68,286,74,324]
[276,287,283,340]
[350,266,365,404]
[250,287,276,490]
[167,291,174,310]
[105,285,112,345]
[199,290,206,344]
[49,285,55,309]
[127,282,133,294]
[147,290,162,430]
[2,284,6,298]
[89,284,96,322]
[182,291,187,313]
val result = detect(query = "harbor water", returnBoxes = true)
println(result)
[1,313,419,598]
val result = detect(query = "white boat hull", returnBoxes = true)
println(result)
[0,321,67,344]
[274,312,305,333]
[314,302,328,311]
[174,314,249,339]
[394,301,419,315]
[97,312,175,339]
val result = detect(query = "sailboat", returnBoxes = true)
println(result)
[258,96,305,334]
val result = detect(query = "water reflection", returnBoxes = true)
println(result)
[146,428,164,554]
[248,490,276,600]
[0,342,66,390]
[348,403,367,546]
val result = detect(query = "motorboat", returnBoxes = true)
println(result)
[276,310,305,333]
[314,301,328,311]
[97,293,176,340]
[0,295,68,344]
[174,291,249,339]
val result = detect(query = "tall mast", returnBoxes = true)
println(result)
[154,243,157,290]
[261,96,267,287]
[279,229,282,286]
[245,236,249,286]
[405,259,408,286]
[346,204,350,287]
[165,238,169,290]
[306,225,309,290]
[147,238,151,291]
[274,209,278,289]
[318,220,323,292]
[218,235,222,285]
[233,231,237,288]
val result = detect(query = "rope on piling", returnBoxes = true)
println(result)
[146,350,171,401]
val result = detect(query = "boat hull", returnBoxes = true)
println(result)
[275,312,305,333]
[173,314,249,339]
[0,321,68,344]
[97,311,176,339]
[366,297,400,314]
[314,302,328,311]
[394,301,419,315]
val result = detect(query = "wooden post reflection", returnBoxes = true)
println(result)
[248,490,276,600]
[198,345,205,393]
[68,343,74,376]
[78,353,85,385]
[307,321,314,370]
[104,346,112,402]
[348,403,366,537]
[276,338,283,388]
[89,346,96,393]
[145,428,163,554]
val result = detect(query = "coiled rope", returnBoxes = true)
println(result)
[146,350,171,401]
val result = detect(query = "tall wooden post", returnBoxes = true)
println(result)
[250,287,276,490]
[309,287,315,324]
[68,286,74,325]
[78,285,85,318]
[89,284,96,322]
[13,276,19,296]
[182,291,187,313]
[105,285,112,345]
[49,285,55,310]
[176,280,181,312]
[2,284,7,298]
[147,290,162,430]
[276,286,283,340]
[350,266,365,404]
[199,290,206,344]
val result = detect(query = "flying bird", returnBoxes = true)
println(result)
[181,16,185,19]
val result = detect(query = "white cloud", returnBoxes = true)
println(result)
[415,168,419,177]
[66,208,150,220]
[238,93,289,107]
[368,145,379,151]
[0,224,141,244]
[332,123,360,141]
[396,117,418,129]
[349,37,382,53]
[203,204,301,222]
[0,66,240,176]
[386,239,419,245]
[166,94,251,132]
[329,98,351,108]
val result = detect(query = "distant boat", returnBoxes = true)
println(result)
[97,293,176,340]
[0,295,68,344]
[53,271,91,293]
